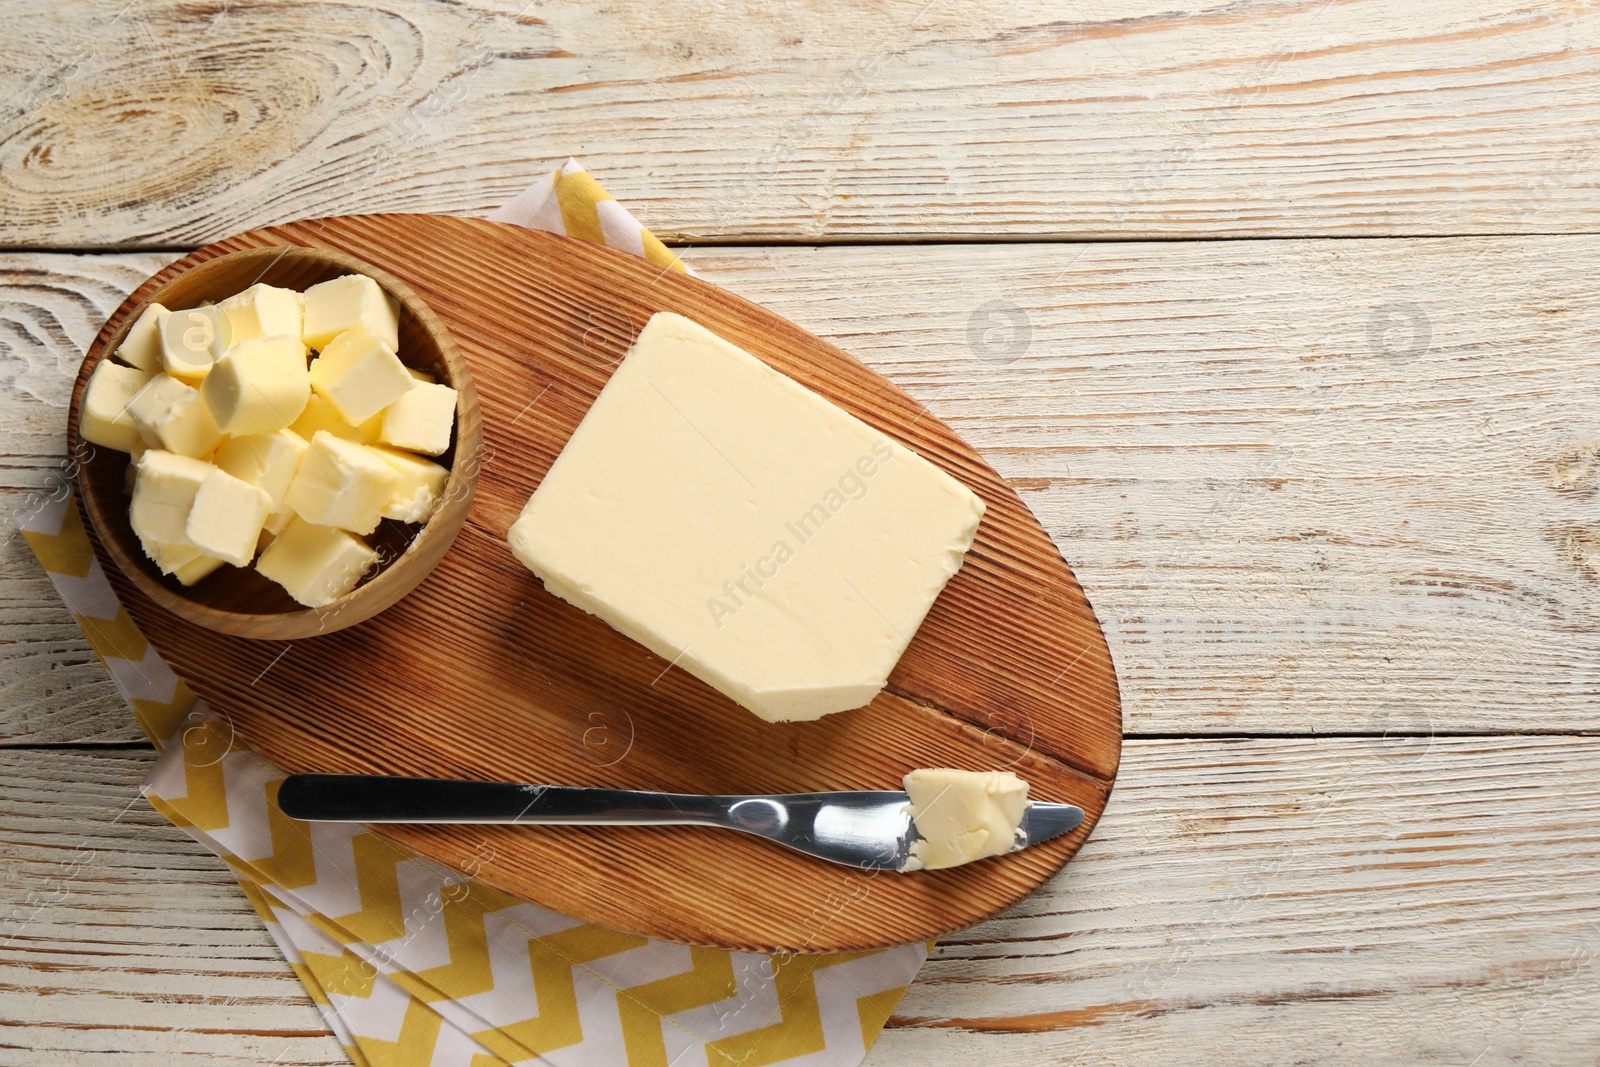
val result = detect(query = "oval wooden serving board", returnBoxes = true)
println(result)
[78,215,1122,953]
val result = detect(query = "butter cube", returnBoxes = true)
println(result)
[170,549,226,586]
[201,335,311,435]
[129,450,214,555]
[115,303,168,373]
[407,367,436,383]
[168,391,223,457]
[291,392,381,443]
[256,517,378,607]
[159,305,233,383]
[185,468,272,567]
[142,539,216,582]
[377,380,455,456]
[902,769,1031,872]
[213,429,309,511]
[284,431,399,535]
[263,507,293,535]
[374,447,449,522]
[127,375,222,458]
[309,326,413,425]
[507,312,985,723]
[127,374,190,444]
[302,274,399,350]
[142,538,226,585]
[219,283,303,343]
[79,361,155,453]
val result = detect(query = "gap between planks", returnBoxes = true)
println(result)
[8,229,1600,257]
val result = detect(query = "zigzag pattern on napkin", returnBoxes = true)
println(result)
[489,158,690,277]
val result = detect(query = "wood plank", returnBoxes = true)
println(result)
[881,734,1600,1065]
[1,253,173,745]
[687,235,1600,737]
[7,235,1600,742]
[0,747,344,1064]
[1,740,1596,1064]
[2,1,1598,247]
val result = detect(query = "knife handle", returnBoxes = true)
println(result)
[278,774,728,825]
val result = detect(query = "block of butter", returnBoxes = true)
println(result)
[378,380,456,456]
[138,534,224,586]
[166,546,226,586]
[127,375,223,459]
[218,283,302,343]
[115,303,168,374]
[901,768,1031,872]
[214,429,308,515]
[309,325,413,424]
[128,450,214,561]
[507,312,985,722]
[256,516,379,607]
[302,274,399,350]
[158,305,232,383]
[200,335,311,435]
[79,361,155,453]
[185,468,272,567]
[374,447,449,522]
[284,431,399,535]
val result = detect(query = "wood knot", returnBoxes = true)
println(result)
[1550,439,1600,494]
[1560,526,1600,581]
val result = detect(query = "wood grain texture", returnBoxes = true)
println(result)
[8,236,1600,744]
[2,1,1598,247]
[1,739,1596,1064]
[76,216,1121,953]
[685,236,1600,739]
[884,733,1600,1066]
[0,748,344,1065]
[0,253,172,745]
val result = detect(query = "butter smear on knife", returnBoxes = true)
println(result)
[901,768,1031,871]
[507,311,984,722]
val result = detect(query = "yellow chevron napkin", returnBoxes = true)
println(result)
[18,159,928,1066]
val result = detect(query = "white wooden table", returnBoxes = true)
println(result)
[4,1,1599,1062]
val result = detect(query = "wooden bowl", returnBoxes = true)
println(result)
[67,245,484,640]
